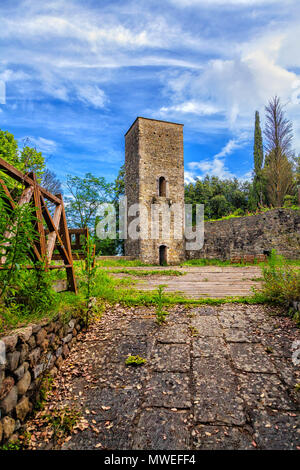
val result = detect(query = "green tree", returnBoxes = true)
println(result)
[263,96,294,207]
[94,164,125,256]
[252,111,264,207]
[65,172,114,229]
[0,131,45,188]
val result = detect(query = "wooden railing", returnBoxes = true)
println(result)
[0,157,77,293]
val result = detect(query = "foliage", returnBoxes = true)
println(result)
[251,110,264,208]
[263,96,295,207]
[255,250,300,304]
[0,188,38,298]
[79,234,98,326]
[125,355,147,366]
[155,285,169,324]
[184,175,252,220]
[0,131,45,184]
[46,406,81,439]
[109,268,185,276]
[65,172,114,229]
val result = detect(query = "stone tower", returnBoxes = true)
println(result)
[124,117,185,265]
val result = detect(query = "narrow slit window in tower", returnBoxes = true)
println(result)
[159,176,166,197]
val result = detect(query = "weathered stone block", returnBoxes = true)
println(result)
[17,371,31,396]
[62,334,72,344]
[36,328,47,345]
[15,326,32,343]
[2,335,18,353]
[31,324,41,334]
[0,386,18,413]
[0,376,15,400]
[32,363,44,379]
[14,363,26,381]
[1,416,15,440]
[28,347,41,367]
[6,351,20,371]
[16,396,30,421]
[19,342,29,362]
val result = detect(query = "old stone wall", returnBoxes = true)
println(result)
[0,314,83,445]
[185,208,300,261]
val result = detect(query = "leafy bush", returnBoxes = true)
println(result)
[257,250,300,304]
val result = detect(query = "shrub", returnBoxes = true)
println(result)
[257,250,300,304]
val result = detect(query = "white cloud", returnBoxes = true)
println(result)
[160,100,220,116]
[22,136,57,155]
[187,136,249,180]
[169,0,283,6]
[75,85,108,109]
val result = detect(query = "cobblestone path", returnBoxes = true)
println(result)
[32,304,300,450]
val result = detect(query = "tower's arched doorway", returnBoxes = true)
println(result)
[159,245,167,266]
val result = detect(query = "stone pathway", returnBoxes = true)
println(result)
[109,266,262,298]
[27,304,300,450]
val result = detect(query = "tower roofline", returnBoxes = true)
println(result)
[125,116,184,137]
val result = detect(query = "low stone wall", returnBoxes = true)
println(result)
[0,314,84,445]
[186,208,300,261]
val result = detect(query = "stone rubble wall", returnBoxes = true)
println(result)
[185,208,300,261]
[0,314,84,445]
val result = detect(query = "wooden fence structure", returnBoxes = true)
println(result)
[0,157,77,293]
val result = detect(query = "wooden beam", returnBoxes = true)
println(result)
[0,157,61,205]
[46,204,62,264]
[40,194,71,265]
[57,194,77,294]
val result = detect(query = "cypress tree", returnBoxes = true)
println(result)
[253,111,264,206]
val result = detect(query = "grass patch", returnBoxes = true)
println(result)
[95,258,150,267]
[109,268,185,277]
[91,269,266,307]
[254,250,300,305]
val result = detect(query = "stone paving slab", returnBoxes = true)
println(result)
[229,343,277,373]
[250,409,300,450]
[193,357,246,425]
[191,316,223,337]
[237,373,297,411]
[193,425,254,450]
[144,372,191,408]
[25,303,300,450]
[152,344,190,372]
[193,336,227,357]
[132,409,190,450]
[156,324,190,343]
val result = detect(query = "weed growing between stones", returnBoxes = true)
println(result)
[125,355,147,366]
[45,406,81,440]
[189,325,199,337]
[155,285,169,325]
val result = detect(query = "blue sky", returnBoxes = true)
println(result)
[0,0,300,187]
